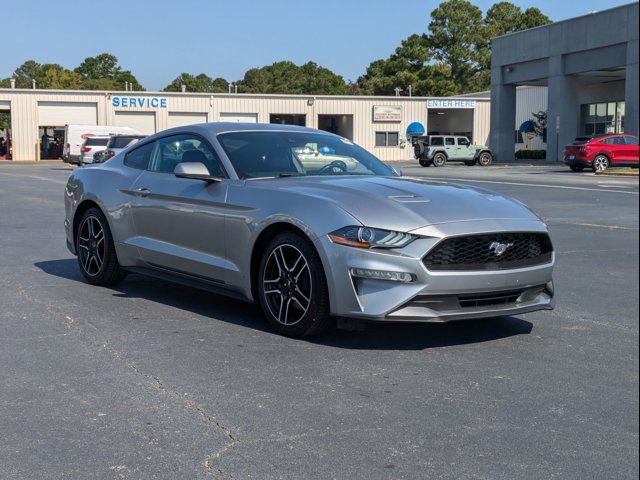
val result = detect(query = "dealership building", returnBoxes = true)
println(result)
[0,88,495,161]
[490,2,639,162]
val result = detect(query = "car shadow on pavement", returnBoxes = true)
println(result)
[35,259,533,350]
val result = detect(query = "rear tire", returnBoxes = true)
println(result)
[478,152,493,166]
[76,207,126,285]
[592,155,610,172]
[570,165,585,172]
[258,232,331,338]
[432,152,447,167]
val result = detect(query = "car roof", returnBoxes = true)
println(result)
[194,122,324,134]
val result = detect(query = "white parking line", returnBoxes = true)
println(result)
[425,177,639,195]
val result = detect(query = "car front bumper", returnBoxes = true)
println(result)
[316,219,555,323]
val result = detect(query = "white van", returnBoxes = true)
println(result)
[63,125,141,164]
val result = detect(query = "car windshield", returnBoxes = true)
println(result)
[218,131,395,179]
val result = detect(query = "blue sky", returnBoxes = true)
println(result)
[1,0,633,90]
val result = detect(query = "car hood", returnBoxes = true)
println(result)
[250,175,539,231]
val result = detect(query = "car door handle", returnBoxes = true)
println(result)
[134,187,151,197]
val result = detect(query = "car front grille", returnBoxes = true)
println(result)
[423,232,553,271]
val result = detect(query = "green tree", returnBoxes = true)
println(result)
[520,7,551,30]
[74,53,121,80]
[428,0,486,93]
[358,1,551,96]
[0,111,10,130]
[163,73,229,92]
[236,61,348,95]
[356,34,457,96]
[74,53,143,90]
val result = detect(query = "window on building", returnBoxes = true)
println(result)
[580,101,625,135]
[375,132,399,147]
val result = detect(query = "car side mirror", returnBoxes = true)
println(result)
[174,162,221,183]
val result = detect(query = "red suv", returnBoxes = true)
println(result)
[564,134,639,172]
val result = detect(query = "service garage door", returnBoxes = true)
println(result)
[219,113,258,123]
[168,112,208,128]
[114,112,156,135]
[38,101,97,126]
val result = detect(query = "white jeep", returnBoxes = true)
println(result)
[414,135,493,167]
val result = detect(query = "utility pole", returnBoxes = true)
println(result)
[408,85,412,97]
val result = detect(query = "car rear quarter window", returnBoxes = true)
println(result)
[124,141,154,170]
[624,136,639,145]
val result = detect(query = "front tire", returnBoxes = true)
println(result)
[478,152,493,166]
[432,152,447,167]
[76,207,126,285]
[258,232,331,337]
[593,155,610,172]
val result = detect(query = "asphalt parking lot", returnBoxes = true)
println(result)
[0,162,638,480]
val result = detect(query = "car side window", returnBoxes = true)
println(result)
[148,134,224,177]
[445,137,455,146]
[124,141,155,170]
[624,136,639,145]
[457,137,470,146]
[430,137,444,146]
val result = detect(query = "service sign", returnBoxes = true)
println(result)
[426,99,477,109]
[373,105,402,122]
[112,96,167,109]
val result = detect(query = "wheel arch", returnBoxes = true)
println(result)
[592,151,611,161]
[72,199,103,247]
[249,222,328,306]
[474,149,492,160]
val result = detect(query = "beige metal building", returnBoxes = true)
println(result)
[0,88,492,161]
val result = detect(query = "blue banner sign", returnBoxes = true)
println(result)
[112,96,167,108]
[426,99,476,109]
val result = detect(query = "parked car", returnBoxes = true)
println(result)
[64,123,554,338]
[63,125,141,164]
[79,136,110,165]
[414,135,493,167]
[104,134,146,161]
[564,134,639,172]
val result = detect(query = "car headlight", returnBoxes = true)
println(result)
[328,226,418,249]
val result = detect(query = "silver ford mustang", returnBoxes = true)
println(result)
[64,123,555,337]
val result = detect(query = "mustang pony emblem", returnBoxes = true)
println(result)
[489,241,514,257]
